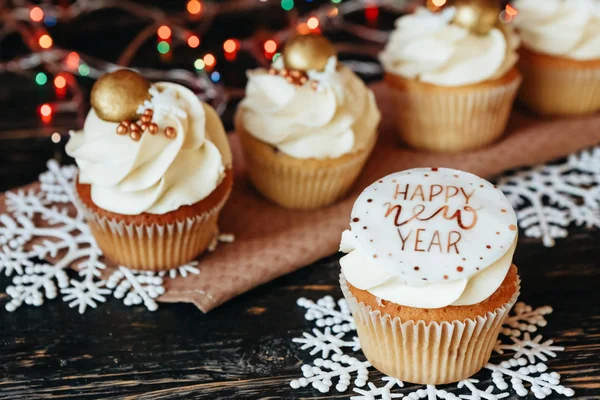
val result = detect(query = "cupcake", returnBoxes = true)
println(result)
[339,168,520,384]
[512,0,600,116]
[235,34,381,210]
[379,6,522,152]
[67,70,233,271]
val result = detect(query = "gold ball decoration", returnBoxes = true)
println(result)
[452,0,501,35]
[90,69,151,122]
[282,34,337,72]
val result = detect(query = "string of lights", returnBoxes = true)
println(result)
[0,0,518,134]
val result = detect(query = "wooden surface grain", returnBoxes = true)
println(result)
[1,227,599,399]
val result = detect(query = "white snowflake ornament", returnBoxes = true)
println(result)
[0,160,204,313]
[297,295,356,332]
[486,358,574,399]
[293,327,361,358]
[457,379,509,400]
[351,377,404,400]
[291,295,574,399]
[494,332,564,363]
[500,302,553,337]
[290,353,371,393]
[498,146,600,247]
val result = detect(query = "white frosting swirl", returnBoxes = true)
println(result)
[236,58,380,160]
[513,0,600,60]
[339,169,518,309]
[379,7,520,86]
[66,82,231,215]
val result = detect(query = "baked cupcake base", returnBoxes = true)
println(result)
[238,127,377,210]
[341,265,520,385]
[74,170,233,271]
[385,68,522,153]
[518,47,600,117]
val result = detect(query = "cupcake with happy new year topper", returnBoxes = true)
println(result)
[512,0,600,116]
[379,1,521,152]
[235,34,381,210]
[67,69,233,271]
[339,168,520,384]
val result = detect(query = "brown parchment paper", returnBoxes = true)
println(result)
[1,82,600,312]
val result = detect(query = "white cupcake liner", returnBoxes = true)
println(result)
[340,273,520,385]
[73,178,229,271]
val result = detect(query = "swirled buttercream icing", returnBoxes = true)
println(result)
[236,57,380,160]
[379,7,520,86]
[512,0,600,60]
[66,82,231,215]
[340,168,518,309]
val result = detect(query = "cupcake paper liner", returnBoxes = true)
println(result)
[385,71,522,153]
[340,273,520,385]
[518,56,600,117]
[73,179,230,272]
[240,129,377,210]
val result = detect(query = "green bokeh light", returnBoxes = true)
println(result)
[157,41,170,54]
[331,0,341,4]
[35,72,47,85]
[281,0,294,11]
[194,59,205,70]
[78,64,90,76]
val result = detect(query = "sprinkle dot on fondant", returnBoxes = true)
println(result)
[454,174,459,178]
[432,167,438,171]
[367,199,373,203]
[373,255,378,259]
[496,232,500,235]
[486,245,491,249]
[462,257,466,261]
[443,275,448,280]
[501,209,507,213]
[363,226,367,230]
[370,239,373,243]
[480,257,483,260]
[414,266,419,271]
[494,185,498,188]
[388,253,392,257]
[509,224,517,231]
[424,174,429,177]
[457,266,464,272]
[476,267,480,270]
[352,218,360,222]
[379,180,383,183]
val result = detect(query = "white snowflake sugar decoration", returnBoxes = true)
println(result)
[498,146,600,247]
[291,295,574,399]
[0,160,201,313]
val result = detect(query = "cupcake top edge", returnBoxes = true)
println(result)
[379,7,521,86]
[66,71,228,216]
[236,35,381,160]
[340,168,518,309]
[512,0,600,61]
